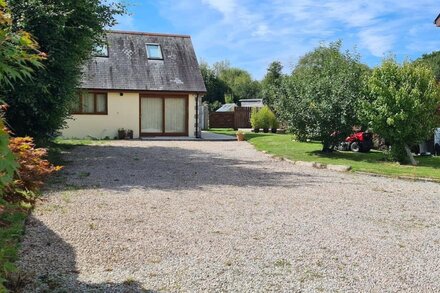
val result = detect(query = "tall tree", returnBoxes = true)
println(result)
[278,41,369,151]
[362,59,440,165]
[200,61,228,106]
[219,67,260,103]
[261,61,284,111]
[5,0,125,142]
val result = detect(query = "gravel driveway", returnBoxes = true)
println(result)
[18,140,440,292]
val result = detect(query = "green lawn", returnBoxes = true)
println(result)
[209,128,440,181]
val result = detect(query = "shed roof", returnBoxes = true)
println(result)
[80,30,206,93]
[216,103,237,112]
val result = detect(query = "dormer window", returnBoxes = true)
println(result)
[93,44,109,57]
[146,43,163,60]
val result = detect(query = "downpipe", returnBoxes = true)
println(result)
[195,93,201,138]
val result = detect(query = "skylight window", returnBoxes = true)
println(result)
[146,44,163,60]
[93,44,109,57]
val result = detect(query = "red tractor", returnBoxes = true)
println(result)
[338,131,373,152]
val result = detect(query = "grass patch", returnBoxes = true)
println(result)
[208,129,440,180]
[0,199,29,291]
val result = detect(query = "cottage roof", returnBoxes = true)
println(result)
[80,30,207,93]
[435,14,440,27]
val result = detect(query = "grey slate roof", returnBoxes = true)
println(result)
[80,31,207,93]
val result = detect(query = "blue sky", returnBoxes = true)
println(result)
[114,0,440,80]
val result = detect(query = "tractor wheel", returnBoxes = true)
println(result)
[350,142,361,152]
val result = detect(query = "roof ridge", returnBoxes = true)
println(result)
[107,30,191,38]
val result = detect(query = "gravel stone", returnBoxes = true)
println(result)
[17,140,440,292]
[326,164,352,172]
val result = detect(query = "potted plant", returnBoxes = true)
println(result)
[117,128,126,139]
[127,129,134,139]
[259,106,271,133]
[250,108,261,133]
[236,130,245,141]
[270,114,279,133]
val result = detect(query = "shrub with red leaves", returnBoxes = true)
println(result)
[4,137,61,202]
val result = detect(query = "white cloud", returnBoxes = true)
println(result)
[114,14,136,30]
[149,0,440,78]
[358,29,394,57]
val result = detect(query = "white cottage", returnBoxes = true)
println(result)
[62,30,207,139]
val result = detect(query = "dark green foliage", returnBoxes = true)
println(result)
[200,60,262,108]
[4,0,125,142]
[200,62,228,105]
[278,41,369,150]
[261,61,284,111]
[219,67,261,103]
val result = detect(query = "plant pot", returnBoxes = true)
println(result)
[271,128,277,133]
[253,128,260,133]
[263,128,269,133]
[236,133,245,141]
[117,130,126,139]
[127,130,134,139]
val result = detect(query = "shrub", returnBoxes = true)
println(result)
[250,106,278,130]
[250,108,261,129]
[269,111,279,129]
[0,121,17,193]
[257,106,274,129]
[4,137,61,203]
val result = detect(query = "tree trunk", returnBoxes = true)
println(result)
[404,144,417,166]
[322,141,333,153]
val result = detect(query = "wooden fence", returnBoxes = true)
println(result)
[209,107,253,129]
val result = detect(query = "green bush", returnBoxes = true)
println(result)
[250,108,261,129]
[250,106,278,130]
[269,111,279,129]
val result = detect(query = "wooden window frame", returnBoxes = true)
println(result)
[73,92,108,115]
[139,94,189,137]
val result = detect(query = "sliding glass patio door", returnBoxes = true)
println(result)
[140,96,188,136]
[140,97,163,133]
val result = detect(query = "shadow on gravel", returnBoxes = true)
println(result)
[14,216,156,292]
[50,145,327,192]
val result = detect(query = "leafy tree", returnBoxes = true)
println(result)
[200,60,261,106]
[261,61,284,110]
[278,41,369,151]
[212,60,231,76]
[362,59,440,165]
[0,0,43,190]
[4,0,126,142]
[200,61,228,105]
[414,51,440,81]
[219,67,261,103]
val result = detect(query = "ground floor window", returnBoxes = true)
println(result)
[72,92,108,115]
[140,95,188,136]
